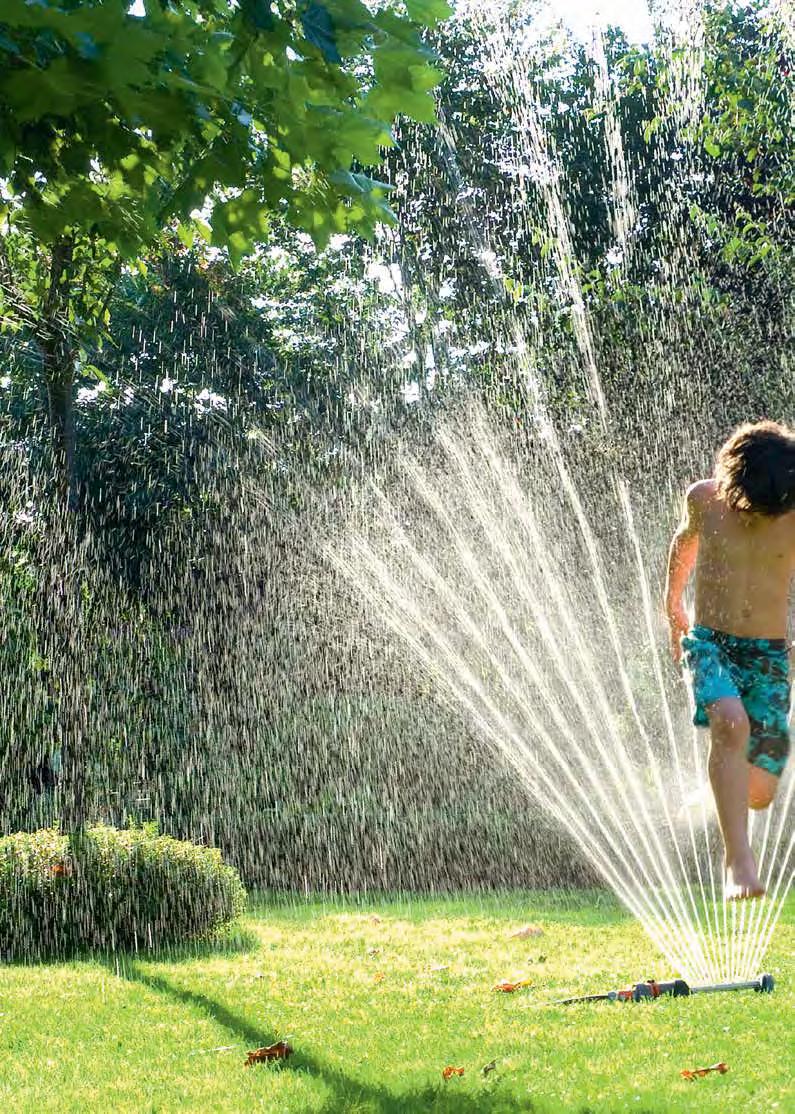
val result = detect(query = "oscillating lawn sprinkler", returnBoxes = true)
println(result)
[556,972,774,1005]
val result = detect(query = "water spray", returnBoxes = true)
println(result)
[556,972,775,1005]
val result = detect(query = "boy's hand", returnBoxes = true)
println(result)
[667,607,689,665]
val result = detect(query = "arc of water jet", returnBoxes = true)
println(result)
[540,241,721,970]
[498,35,723,979]
[741,775,795,977]
[686,718,727,979]
[346,549,674,942]
[738,722,795,976]
[730,824,761,980]
[354,472,713,981]
[734,810,759,980]
[746,840,793,979]
[433,426,715,974]
[738,742,795,977]
[404,6,776,979]
[456,4,707,895]
[494,46,723,979]
[734,898,747,984]
[730,812,752,981]
[728,899,739,987]
[479,31,712,952]
[475,428,689,819]
[460,3,783,982]
[508,446,720,978]
[542,446,721,978]
[617,479,723,979]
[591,27,639,265]
[339,535,706,980]
[343,514,709,979]
[437,55,709,969]
[404,461,706,971]
[368,477,671,903]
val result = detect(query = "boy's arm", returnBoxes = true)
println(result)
[665,485,702,664]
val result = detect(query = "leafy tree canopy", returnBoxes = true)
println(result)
[0,0,450,265]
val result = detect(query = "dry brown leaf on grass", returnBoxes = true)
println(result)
[367,947,381,958]
[369,915,382,924]
[244,1041,293,1067]
[494,978,532,993]
[509,925,544,939]
[481,1059,497,1077]
[442,1066,465,1080]
[373,971,385,983]
[681,1062,728,1081]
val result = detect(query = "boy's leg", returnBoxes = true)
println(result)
[706,696,765,899]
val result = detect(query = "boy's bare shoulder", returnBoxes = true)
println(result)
[686,478,717,510]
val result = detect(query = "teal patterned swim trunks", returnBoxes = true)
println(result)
[681,625,791,778]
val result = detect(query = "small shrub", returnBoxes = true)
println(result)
[0,825,247,961]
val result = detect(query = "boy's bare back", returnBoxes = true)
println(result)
[687,478,795,639]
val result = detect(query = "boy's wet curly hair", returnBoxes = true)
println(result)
[716,421,795,515]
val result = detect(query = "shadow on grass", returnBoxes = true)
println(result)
[2,924,259,969]
[113,961,541,1113]
[133,924,261,965]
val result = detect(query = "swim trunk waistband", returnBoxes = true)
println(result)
[690,624,788,653]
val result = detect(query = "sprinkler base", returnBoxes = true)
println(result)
[690,972,774,996]
[557,972,774,1005]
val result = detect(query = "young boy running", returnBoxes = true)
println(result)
[665,421,795,900]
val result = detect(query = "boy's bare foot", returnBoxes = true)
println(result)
[725,855,765,901]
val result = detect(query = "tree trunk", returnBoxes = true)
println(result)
[36,502,88,835]
[41,238,78,511]
[37,238,86,834]
[44,363,78,512]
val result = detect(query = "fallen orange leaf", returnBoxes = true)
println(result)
[245,1041,293,1067]
[442,1066,465,1080]
[50,862,72,878]
[494,978,532,993]
[373,972,385,983]
[510,925,543,939]
[681,1062,728,1081]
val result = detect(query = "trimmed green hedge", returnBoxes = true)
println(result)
[0,825,246,961]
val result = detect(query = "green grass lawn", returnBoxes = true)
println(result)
[0,890,792,1113]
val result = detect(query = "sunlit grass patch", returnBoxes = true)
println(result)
[0,891,792,1113]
